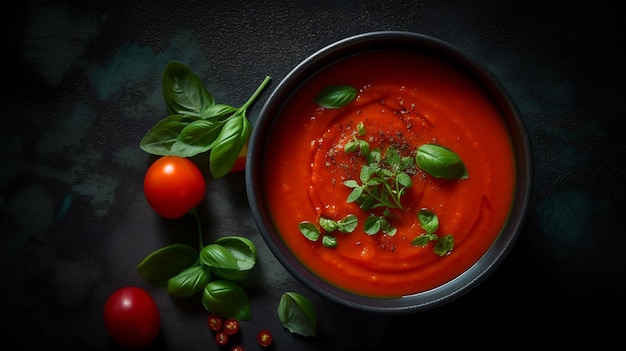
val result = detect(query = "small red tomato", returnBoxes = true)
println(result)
[215,331,229,346]
[232,345,245,351]
[143,156,206,219]
[207,314,223,332]
[103,286,161,349]
[257,329,273,347]
[223,318,240,335]
[229,142,248,173]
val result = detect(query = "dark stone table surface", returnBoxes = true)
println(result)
[2,0,624,349]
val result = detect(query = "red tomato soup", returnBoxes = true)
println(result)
[263,50,516,297]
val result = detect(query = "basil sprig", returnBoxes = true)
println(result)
[411,209,454,256]
[136,211,258,320]
[140,61,271,178]
[314,85,358,108]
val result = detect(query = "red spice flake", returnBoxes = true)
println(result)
[223,318,240,335]
[215,331,228,346]
[207,314,223,332]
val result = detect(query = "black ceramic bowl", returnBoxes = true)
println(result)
[246,31,532,314]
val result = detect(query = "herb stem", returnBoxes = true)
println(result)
[238,76,272,113]
[363,187,403,210]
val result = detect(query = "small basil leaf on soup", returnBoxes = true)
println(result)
[336,214,358,233]
[434,234,455,256]
[364,215,382,235]
[299,221,321,241]
[318,217,338,232]
[418,209,439,234]
[322,235,338,248]
[314,85,358,108]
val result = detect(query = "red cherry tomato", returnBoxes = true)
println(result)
[144,156,206,218]
[223,318,240,335]
[229,141,248,173]
[257,329,273,347]
[232,345,245,351]
[207,314,223,332]
[103,286,161,349]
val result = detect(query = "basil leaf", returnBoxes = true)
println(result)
[202,280,251,320]
[314,85,358,108]
[396,172,413,188]
[211,267,248,281]
[200,244,239,270]
[201,103,237,119]
[418,209,439,234]
[359,195,375,211]
[214,236,257,271]
[322,235,337,248]
[336,214,358,233]
[319,217,338,232]
[167,264,211,297]
[170,118,224,157]
[162,61,214,117]
[298,221,320,241]
[364,215,382,235]
[416,144,469,180]
[346,186,363,203]
[434,234,454,256]
[140,114,200,156]
[382,220,397,236]
[411,233,438,246]
[209,114,252,178]
[277,292,317,337]
[136,243,198,286]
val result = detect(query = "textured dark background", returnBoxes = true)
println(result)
[1,0,624,349]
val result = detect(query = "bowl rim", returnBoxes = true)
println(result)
[246,30,532,314]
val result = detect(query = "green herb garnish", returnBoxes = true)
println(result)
[364,213,397,236]
[411,209,454,256]
[298,221,321,241]
[300,88,467,257]
[434,234,454,256]
[417,208,439,234]
[140,61,271,178]
[344,144,414,210]
[314,85,358,108]
[322,235,338,248]
[416,144,468,180]
[298,215,358,248]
